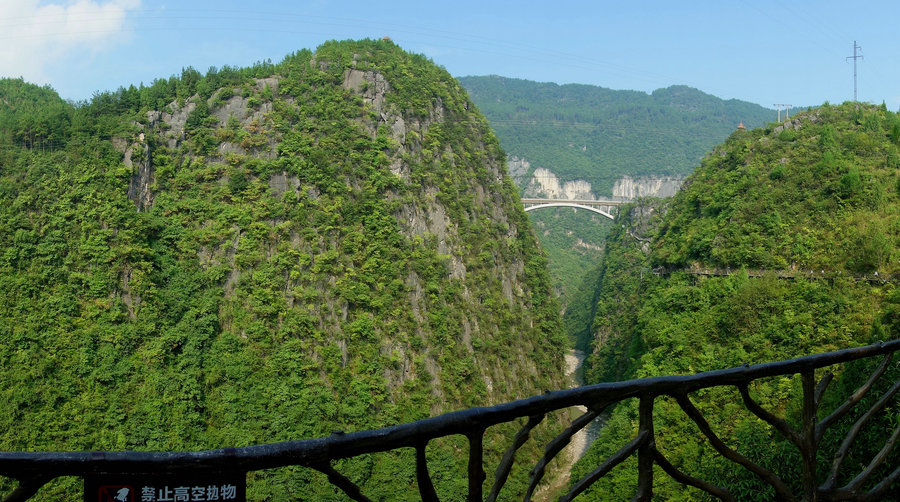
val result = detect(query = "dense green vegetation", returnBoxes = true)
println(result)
[575,103,900,499]
[459,76,775,326]
[0,40,567,500]
[458,76,774,194]
[526,208,611,317]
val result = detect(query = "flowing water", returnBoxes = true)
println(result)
[564,348,603,459]
[535,349,599,501]
[564,349,590,458]
[538,348,602,499]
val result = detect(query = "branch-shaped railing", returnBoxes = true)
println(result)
[2,340,899,501]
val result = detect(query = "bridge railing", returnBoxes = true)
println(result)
[2,340,899,501]
[520,198,623,219]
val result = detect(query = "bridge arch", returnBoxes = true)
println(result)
[522,202,616,220]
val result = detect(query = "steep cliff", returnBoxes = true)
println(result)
[611,175,683,199]
[517,164,683,202]
[0,40,566,500]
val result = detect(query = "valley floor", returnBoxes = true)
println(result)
[535,348,589,500]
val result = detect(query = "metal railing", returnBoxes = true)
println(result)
[2,340,899,501]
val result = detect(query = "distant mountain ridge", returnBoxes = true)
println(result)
[458,75,775,195]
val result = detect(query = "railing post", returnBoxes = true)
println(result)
[801,371,818,502]
[4,476,53,502]
[468,429,486,502]
[416,442,440,502]
[634,395,655,501]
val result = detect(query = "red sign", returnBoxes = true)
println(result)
[96,485,134,502]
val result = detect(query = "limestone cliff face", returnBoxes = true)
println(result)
[510,155,683,200]
[334,59,563,407]
[611,175,683,199]
[511,156,597,200]
[506,155,532,188]
[525,167,595,199]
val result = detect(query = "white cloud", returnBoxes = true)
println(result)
[0,0,140,84]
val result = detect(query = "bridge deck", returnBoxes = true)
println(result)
[520,198,627,206]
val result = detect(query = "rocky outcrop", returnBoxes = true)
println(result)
[506,152,684,200]
[343,68,389,116]
[612,175,683,199]
[114,132,154,211]
[506,156,533,188]
[524,167,595,199]
[772,117,803,135]
[510,155,683,201]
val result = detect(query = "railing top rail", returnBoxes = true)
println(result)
[2,340,898,479]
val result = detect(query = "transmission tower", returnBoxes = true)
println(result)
[846,40,863,102]
[773,104,792,122]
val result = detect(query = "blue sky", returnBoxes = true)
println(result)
[2,1,898,109]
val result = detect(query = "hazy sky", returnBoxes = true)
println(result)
[1,1,898,109]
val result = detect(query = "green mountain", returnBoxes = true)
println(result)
[458,77,777,323]
[576,103,900,499]
[458,76,775,194]
[0,40,567,499]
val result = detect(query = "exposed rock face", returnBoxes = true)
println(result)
[506,156,533,187]
[511,156,683,201]
[120,137,153,211]
[210,94,251,125]
[509,150,686,201]
[120,77,294,211]
[772,117,804,135]
[335,60,555,406]
[612,175,683,199]
[267,171,300,198]
[161,100,196,139]
[343,68,389,116]
[525,167,595,200]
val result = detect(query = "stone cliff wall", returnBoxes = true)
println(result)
[611,175,683,199]
[510,156,683,200]
[525,167,595,200]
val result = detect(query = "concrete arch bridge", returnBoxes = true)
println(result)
[521,197,629,220]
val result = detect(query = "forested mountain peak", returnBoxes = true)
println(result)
[0,39,566,499]
[577,102,900,499]
[0,78,67,110]
[654,102,900,274]
[0,78,72,150]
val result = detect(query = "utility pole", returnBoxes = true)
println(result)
[846,40,863,102]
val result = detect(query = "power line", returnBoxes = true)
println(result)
[846,41,863,102]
